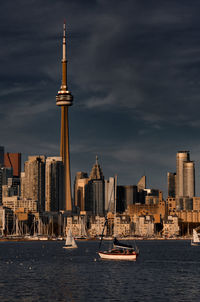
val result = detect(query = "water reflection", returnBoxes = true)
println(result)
[0,240,199,301]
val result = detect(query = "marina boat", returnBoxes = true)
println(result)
[98,175,139,261]
[191,227,200,246]
[98,237,139,261]
[63,229,77,249]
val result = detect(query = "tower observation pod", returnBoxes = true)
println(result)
[56,22,73,211]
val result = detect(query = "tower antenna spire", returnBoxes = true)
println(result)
[60,21,68,90]
[62,21,66,62]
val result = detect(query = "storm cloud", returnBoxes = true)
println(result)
[1,0,200,196]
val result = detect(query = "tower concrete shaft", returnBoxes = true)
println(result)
[56,22,73,211]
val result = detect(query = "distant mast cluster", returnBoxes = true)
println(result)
[56,22,73,211]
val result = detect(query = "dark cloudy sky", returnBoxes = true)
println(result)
[1,0,200,196]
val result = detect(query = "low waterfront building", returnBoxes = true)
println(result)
[128,201,166,224]
[88,216,106,237]
[114,215,130,237]
[65,216,87,237]
[162,215,179,237]
[134,215,154,237]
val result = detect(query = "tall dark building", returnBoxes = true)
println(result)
[86,156,105,216]
[117,186,126,213]
[117,185,138,213]
[0,167,13,204]
[0,147,4,167]
[167,172,176,198]
[74,172,89,212]
[45,157,64,212]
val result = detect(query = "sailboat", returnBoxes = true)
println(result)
[98,233,139,260]
[98,175,139,261]
[191,227,200,246]
[63,229,77,249]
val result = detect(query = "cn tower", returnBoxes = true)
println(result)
[56,22,73,211]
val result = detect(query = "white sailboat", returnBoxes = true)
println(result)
[191,228,200,246]
[63,229,77,249]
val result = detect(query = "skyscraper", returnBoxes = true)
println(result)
[183,161,195,198]
[56,22,73,212]
[175,151,195,199]
[74,172,89,212]
[4,153,21,177]
[45,157,64,212]
[117,185,138,212]
[105,177,115,212]
[0,167,13,204]
[87,156,105,216]
[0,147,4,166]
[137,175,146,191]
[22,156,45,212]
[176,151,190,197]
[167,172,176,198]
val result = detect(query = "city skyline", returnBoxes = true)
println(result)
[1,1,200,195]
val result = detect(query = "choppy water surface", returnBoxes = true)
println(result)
[0,240,199,301]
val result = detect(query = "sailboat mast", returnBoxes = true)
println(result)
[114,174,117,214]
[113,174,117,237]
[98,216,108,249]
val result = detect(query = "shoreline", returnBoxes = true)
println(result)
[0,236,192,242]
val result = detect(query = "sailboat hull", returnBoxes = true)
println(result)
[98,251,137,261]
[63,245,77,249]
[191,241,200,246]
[191,229,200,246]
[64,229,78,249]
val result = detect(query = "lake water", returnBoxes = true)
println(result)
[0,240,199,302]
